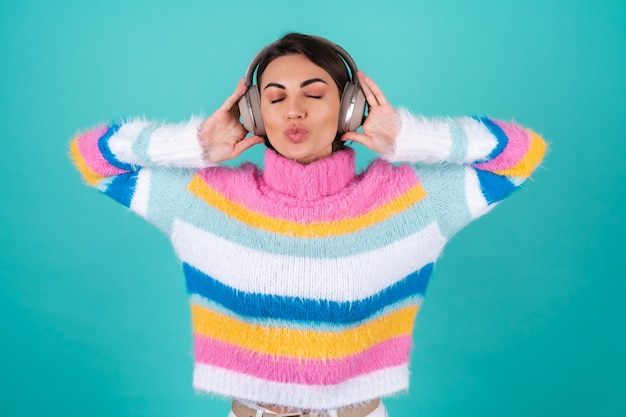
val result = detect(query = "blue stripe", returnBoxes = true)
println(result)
[475,169,517,204]
[104,171,138,208]
[473,117,508,160]
[189,293,423,331]
[97,123,134,171]
[178,191,436,258]
[183,262,433,325]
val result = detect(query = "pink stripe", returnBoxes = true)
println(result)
[197,161,420,222]
[193,335,412,386]
[474,120,531,172]
[76,126,130,176]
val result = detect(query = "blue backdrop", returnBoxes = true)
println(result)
[1,0,624,416]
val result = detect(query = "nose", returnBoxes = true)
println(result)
[285,98,305,120]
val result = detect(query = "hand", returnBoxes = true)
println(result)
[198,78,265,163]
[341,71,398,155]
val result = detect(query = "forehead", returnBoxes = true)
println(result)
[261,54,334,85]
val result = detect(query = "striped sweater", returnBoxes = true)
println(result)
[70,109,546,410]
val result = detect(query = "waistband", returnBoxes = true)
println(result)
[231,399,381,417]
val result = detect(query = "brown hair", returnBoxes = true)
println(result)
[255,33,350,153]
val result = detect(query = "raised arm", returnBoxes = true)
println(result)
[70,116,211,233]
[343,71,547,238]
[393,110,546,235]
[70,79,264,233]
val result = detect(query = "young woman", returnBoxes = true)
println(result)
[71,33,546,417]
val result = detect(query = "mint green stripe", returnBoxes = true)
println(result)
[448,119,468,162]
[144,167,196,235]
[415,164,472,239]
[132,125,157,164]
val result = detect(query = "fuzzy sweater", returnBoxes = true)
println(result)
[70,109,546,410]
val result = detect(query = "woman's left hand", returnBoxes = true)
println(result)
[341,71,398,155]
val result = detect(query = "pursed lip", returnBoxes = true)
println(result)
[284,126,309,143]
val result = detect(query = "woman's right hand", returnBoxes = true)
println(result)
[198,78,265,164]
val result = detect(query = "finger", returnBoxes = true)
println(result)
[220,78,248,112]
[357,71,379,107]
[231,135,264,158]
[341,131,370,146]
[360,71,389,106]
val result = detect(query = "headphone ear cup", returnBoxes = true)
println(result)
[238,85,265,136]
[338,82,367,133]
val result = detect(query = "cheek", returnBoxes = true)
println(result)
[259,106,284,147]
[320,103,341,131]
[260,104,279,129]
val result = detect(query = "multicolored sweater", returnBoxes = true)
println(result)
[70,109,546,410]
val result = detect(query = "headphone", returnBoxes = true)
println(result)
[238,36,367,137]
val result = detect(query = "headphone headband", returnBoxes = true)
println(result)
[244,35,359,87]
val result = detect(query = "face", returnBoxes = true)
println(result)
[259,54,341,165]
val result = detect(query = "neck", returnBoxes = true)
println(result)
[262,148,356,198]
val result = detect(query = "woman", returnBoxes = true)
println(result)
[71,33,546,417]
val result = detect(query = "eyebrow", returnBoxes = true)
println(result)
[263,78,328,90]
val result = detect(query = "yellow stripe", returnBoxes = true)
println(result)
[70,138,105,186]
[493,130,546,178]
[188,175,427,237]
[191,304,419,359]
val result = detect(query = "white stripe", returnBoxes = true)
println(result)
[193,363,408,410]
[388,109,453,163]
[130,169,151,218]
[464,167,489,219]
[171,219,445,301]
[147,117,211,168]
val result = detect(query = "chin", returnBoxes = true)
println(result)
[279,148,314,163]
[268,141,326,163]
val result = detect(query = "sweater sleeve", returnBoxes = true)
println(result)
[70,116,215,234]
[385,108,547,238]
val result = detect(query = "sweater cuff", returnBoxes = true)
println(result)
[109,116,215,168]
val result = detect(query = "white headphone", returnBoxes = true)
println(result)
[238,35,367,137]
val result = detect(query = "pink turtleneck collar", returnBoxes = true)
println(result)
[262,148,357,198]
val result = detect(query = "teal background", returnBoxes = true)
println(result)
[1,0,624,416]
